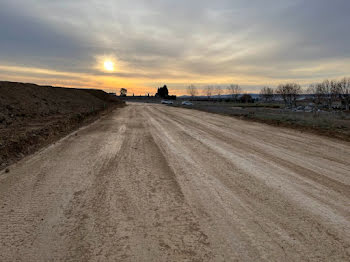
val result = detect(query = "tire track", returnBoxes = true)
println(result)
[0,103,349,261]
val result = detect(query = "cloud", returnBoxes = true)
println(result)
[0,0,349,94]
[0,3,78,62]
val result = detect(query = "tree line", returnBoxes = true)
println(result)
[307,78,350,110]
[187,84,242,100]
[260,78,350,109]
[186,77,350,109]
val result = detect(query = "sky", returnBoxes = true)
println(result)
[0,0,349,95]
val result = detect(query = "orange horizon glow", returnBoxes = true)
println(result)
[1,62,350,96]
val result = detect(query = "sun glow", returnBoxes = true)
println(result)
[104,60,115,72]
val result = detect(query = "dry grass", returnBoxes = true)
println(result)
[171,101,350,141]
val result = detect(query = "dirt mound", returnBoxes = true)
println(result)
[83,89,120,103]
[0,81,124,169]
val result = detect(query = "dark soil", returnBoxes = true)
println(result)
[0,81,125,170]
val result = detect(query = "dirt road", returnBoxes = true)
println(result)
[1,103,349,261]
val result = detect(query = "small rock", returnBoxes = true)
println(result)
[5,168,10,173]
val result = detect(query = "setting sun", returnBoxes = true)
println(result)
[104,60,115,72]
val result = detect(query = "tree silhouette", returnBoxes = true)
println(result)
[227,84,241,101]
[187,85,198,99]
[276,83,301,107]
[204,86,213,99]
[260,86,274,102]
[156,85,169,98]
[240,94,254,103]
[120,88,127,97]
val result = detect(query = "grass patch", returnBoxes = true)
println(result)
[173,103,350,142]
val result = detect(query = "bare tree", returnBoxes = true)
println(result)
[259,86,274,102]
[291,84,302,106]
[204,86,213,99]
[187,85,198,99]
[276,83,301,107]
[322,79,337,109]
[308,83,325,109]
[336,77,350,110]
[227,84,241,101]
[215,86,222,98]
[308,79,341,110]
[276,85,288,107]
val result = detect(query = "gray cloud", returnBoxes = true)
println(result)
[0,0,349,90]
[0,2,97,73]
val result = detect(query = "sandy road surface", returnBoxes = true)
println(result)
[1,103,349,261]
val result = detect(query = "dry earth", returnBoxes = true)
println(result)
[0,103,349,261]
[0,81,124,169]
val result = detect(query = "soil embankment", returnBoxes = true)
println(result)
[0,81,124,169]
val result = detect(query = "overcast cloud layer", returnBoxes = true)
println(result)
[0,0,349,94]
